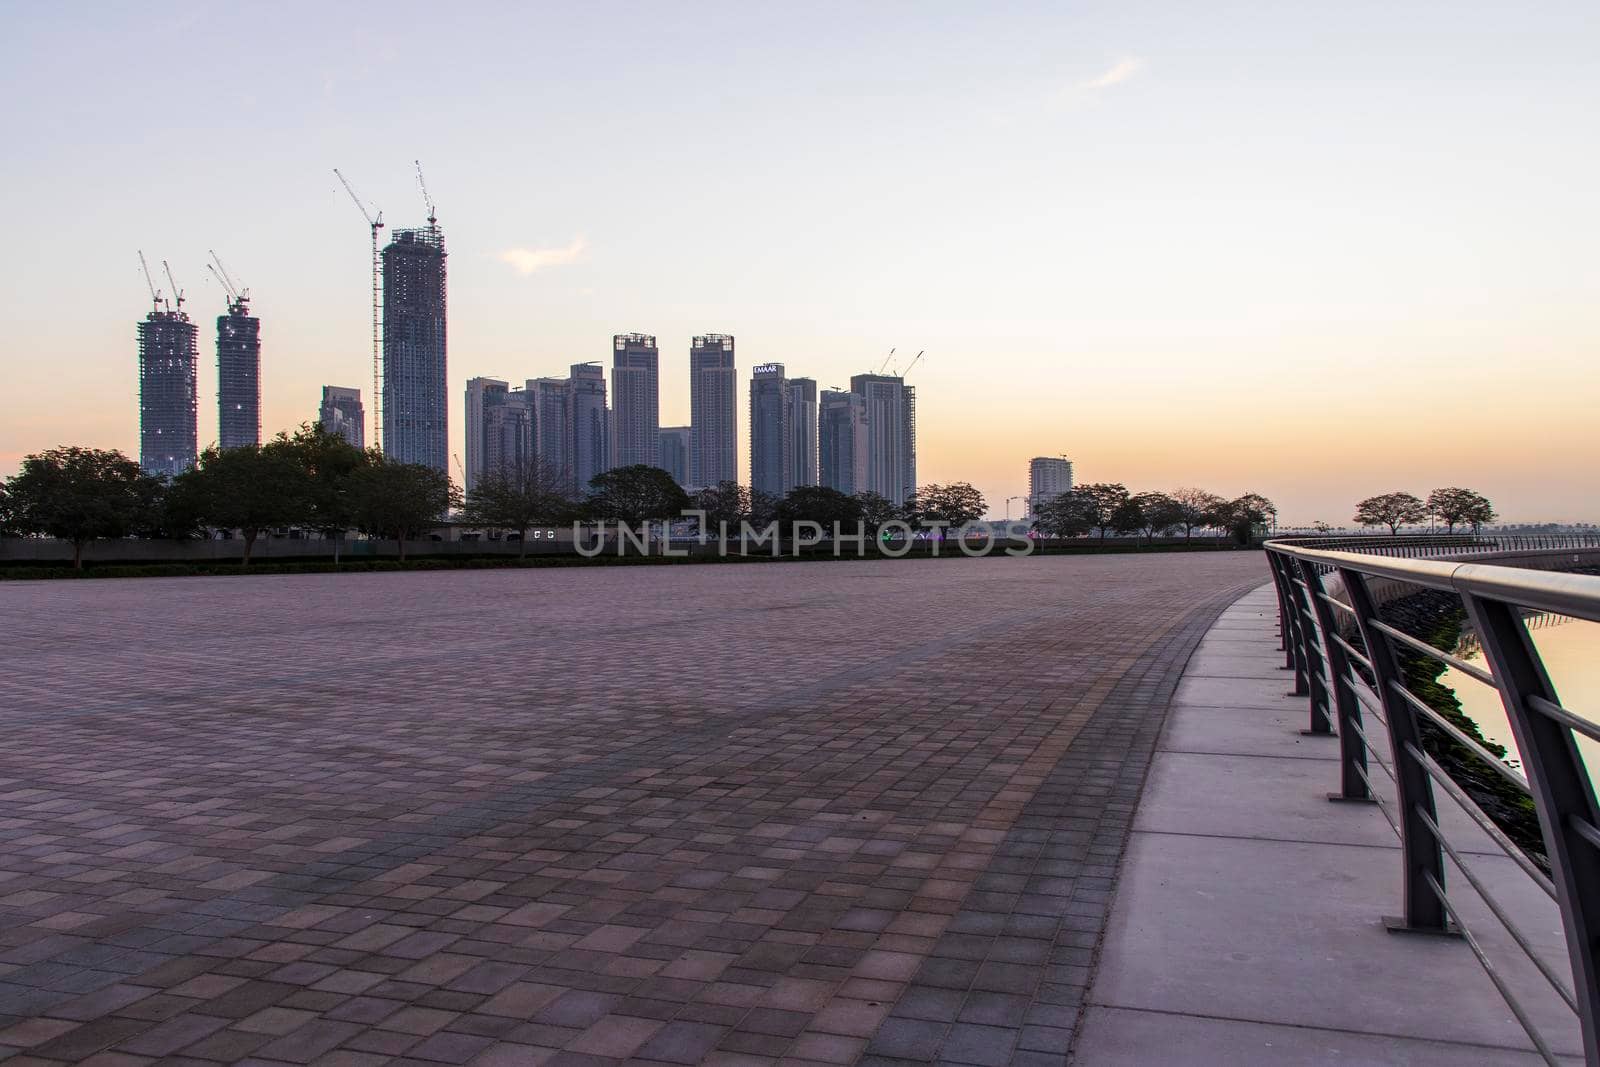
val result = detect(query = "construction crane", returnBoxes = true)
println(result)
[415,159,437,226]
[137,251,163,313]
[161,260,185,314]
[875,347,896,374]
[208,250,250,311]
[334,167,385,453]
[902,350,925,378]
[453,453,467,487]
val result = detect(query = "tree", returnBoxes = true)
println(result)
[1131,491,1183,542]
[1110,497,1146,538]
[910,482,987,529]
[3,447,163,568]
[1426,487,1496,534]
[776,485,864,531]
[1032,491,1095,538]
[586,465,690,527]
[748,488,781,527]
[1354,491,1427,535]
[691,481,752,530]
[1217,492,1278,545]
[173,444,314,564]
[1170,487,1224,540]
[277,423,370,561]
[851,491,897,531]
[348,458,459,561]
[464,457,574,556]
[1074,483,1131,538]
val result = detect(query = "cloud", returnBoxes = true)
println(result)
[500,237,587,275]
[1080,56,1145,91]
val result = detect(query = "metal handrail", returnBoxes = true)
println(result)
[1265,536,1600,1065]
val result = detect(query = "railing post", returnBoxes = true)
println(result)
[1269,551,1310,695]
[1340,566,1450,934]
[1285,560,1332,733]
[1461,593,1600,1062]
[1298,559,1368,798]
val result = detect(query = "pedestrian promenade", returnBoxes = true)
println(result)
[1077,582,1582,1064]
[0,554,1262,1066]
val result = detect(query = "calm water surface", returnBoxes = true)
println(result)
[1442,617,1600,775]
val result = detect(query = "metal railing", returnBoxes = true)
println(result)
[1265,535,1600,1064]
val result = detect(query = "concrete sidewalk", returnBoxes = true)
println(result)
[1075,581,1583,1065]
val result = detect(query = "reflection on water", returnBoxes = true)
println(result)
[1442,616,1600,775]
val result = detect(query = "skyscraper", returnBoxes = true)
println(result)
[749,363,791,498]
[819,389,867,496]
[464,377,509,491]
[849,373,916,505]
[319,386,365,449]
[137,300,198,478]
[216,293,260,450]
[1028,456,1074,516]
[528,377,573,487]
[382,225,447,472]
[611,333,659,469]
[570,361,609,489]
[689,334,736,489]
[659,426,690,487]
[484,390,534,480]
[788,378,818,488]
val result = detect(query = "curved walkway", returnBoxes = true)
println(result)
[1075,581,1580,1063]
[0,554,1262,1066]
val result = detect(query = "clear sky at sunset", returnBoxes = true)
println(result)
[2,1,1596,524]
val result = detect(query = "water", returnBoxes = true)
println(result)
[1440,616,1600,776]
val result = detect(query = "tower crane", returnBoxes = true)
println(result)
[161,260,185,314]
[208,250,250,311]
[334,168,385,453]
[875,347,896,374]
[137,251,163,313]
[415,159,437,226]
[902,350,924,378]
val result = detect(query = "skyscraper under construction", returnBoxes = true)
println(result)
[138,299,199,478]
[382,224,447,473]
[216,292,260,450]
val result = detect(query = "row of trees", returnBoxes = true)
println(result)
[1033,485,1277,545]
[1351,488,1497,535]
[0,431,999,566]
[0,427,456,566]
[465,462,992,551]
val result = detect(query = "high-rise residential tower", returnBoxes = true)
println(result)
[137,300,198,478]
[215,293,260,450]
[484,389,534,479]
[659,426,690,487]
[788,377,818,488]
[319,386,365,449]
[464,377,509,491]
[382,225,448,473]
[611,333,659,469]
[570,361,609,489]
[528,377,573,487]
[749,363,791,498]
[849,373,916,505]
[819,389,867,496]
[689,334,736,489]
[1028,456,1074,516]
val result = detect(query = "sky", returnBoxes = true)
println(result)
[2,1,1596,524]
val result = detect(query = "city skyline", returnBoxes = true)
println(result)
[3,4,1598,523]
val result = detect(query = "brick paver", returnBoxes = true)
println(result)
[0,553,1260,1064]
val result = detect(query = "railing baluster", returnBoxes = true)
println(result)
[1287,562,1333,735]
[1339,566,1450,934]
[1461,592,1600,1062]
[1269,551,1310,695]
[1298,559,1368,798]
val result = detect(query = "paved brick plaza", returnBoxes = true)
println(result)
[0,553,1262,1066]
